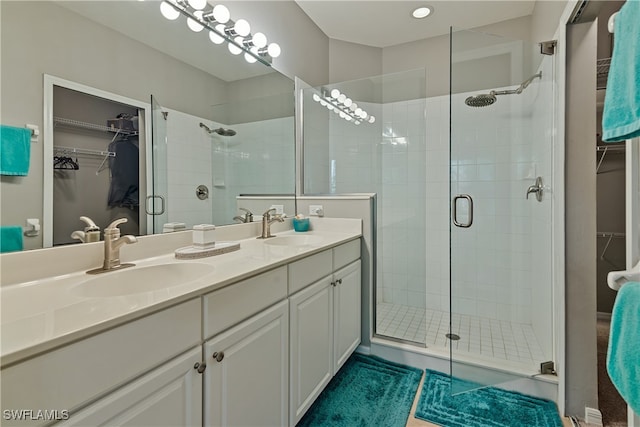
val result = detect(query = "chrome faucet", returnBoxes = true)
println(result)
[87,218,137,274]
[233,208,253,223]
[257,208,284,239]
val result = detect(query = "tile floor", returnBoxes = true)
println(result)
[376,303,546,367]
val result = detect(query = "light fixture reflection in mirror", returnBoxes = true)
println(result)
[159,1,280,64]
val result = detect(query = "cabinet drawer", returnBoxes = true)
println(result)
[203,266,287,339]
[0,299,201,425]
[288,249,332,294]
[333,239,361,271]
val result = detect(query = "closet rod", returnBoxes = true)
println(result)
[54,146,116,157]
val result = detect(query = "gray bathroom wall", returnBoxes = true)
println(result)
[565,20,599,416]
[217,1,330,87]
[329,39,383,84]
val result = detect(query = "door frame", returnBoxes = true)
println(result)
[43,74,152,247]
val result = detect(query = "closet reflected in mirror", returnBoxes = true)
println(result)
[51,85,145,246]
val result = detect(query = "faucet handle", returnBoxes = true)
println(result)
[239,208,253,214]
[262,208,276,218]
[106,218,128,231]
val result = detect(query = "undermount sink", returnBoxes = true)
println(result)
[71,263,214,298]
[264,235,322,247]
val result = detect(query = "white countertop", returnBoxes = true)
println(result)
[0,219,361,366]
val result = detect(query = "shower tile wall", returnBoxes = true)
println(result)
[212,116,295,223]
[166,110,293,227]
[166,109,214,227]
[449,86,537,324]
[330,83,550,330]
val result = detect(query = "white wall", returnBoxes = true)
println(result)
[164,111,294,228]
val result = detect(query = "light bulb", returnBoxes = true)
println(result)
[209,27,224,44]
[349,103,358,111]
[188,0,207,10]
[228,37,243,55]
[251,32,267,48]
[160,1,180,20]
[339,111,346,119]
[267,43,281,58]
[360,111,368,119]
[355,120,361,125]
[244,52,257,63]
[234,19,251,37]
[368,116,376,123]
[330,89,340,99]
[187,11,204,32]
[320,99,327,107]
[337,94,346,103]
[212,5,230,23]
[312,94,320,102]
[355,108,362,116]
[333,108,339,114]
[345,115,353,121]
[344,98,352,107]
[327,104,334,111]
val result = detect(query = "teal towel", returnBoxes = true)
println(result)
[602,0,640,142]
[607,281,640,413]
[0,226,24,253]
[0,125,31,176]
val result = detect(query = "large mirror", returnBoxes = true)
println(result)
[0,0,295,251]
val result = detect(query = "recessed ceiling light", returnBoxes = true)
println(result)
[412,6,433,19]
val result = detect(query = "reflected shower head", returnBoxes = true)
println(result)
[464,71,542,108]
[465,93,497,107]
[199,122,236,136]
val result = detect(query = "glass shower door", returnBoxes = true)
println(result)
[449,28,555,392]
[148,95,169,233]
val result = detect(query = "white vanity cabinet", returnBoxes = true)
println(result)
[203,301,289,427]
[288,239,361,425]
[202,267,289,427]
[0,298,201,427]
[58,347,203,426]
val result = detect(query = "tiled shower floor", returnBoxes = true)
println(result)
[376,303,546,366]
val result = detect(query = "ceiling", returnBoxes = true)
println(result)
[294,0,536,48]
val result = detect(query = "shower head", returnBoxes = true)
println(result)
[465,93,497,107]
[464,71,542,108]
[199,122,236,136]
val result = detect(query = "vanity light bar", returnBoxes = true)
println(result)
[160,0,281,66]
[311,89,376,125]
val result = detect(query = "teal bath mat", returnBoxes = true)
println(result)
[297,353,422,427]
[415,370,563,427]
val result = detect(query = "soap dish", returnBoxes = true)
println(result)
[174,241,240,260]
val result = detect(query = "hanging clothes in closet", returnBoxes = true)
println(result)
[107,137,139,208]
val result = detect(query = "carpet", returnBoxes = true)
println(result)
[415,370,563,427]
[297,353,422,427]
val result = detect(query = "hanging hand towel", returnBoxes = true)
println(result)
[0,226,24,253]
[0,125,31,176]
[602,0,640,142]
[607,281,640,413]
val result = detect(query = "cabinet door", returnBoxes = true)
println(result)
[60,347,202,426]
[289,276,333,425]
[204,300,289,427]
[333,260,362,374]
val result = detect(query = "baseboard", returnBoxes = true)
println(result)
[596,311,612,321]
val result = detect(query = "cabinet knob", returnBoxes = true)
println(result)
[194,362,207,373]
[336,279,343,285]
[331,281,336,287]
[212,351,225,362]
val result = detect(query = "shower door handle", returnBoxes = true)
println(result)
[452,194,473,228]
[145,195,166,215]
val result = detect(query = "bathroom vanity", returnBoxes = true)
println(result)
[0,219,362,426]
